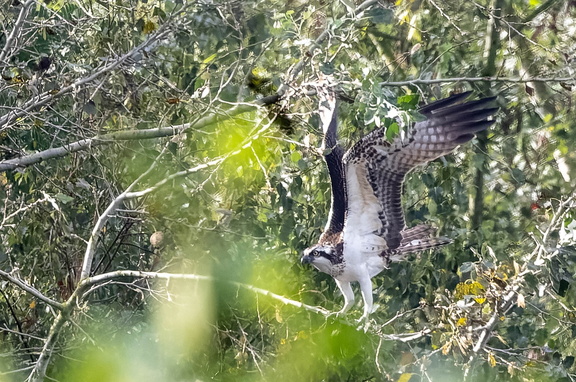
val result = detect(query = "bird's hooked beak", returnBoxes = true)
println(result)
[300,254,314,265]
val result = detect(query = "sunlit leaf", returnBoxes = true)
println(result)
[203,53,217,64]
[143,20,157,34]
[396,373,413,382]
[488,352,496,367]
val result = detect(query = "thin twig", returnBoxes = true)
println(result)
[277,0,379,96]
[426,0,463,34]
[0,25,172,131]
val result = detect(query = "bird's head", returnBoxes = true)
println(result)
[301,244,338,274]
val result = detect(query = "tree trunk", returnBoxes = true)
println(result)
[468,0,503,232]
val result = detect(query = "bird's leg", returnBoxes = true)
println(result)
[357,276,374,322]
[334,279,354,316]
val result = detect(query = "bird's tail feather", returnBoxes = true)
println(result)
[400,224,437,243]
[398,236,452,254]
[388,231,452,262]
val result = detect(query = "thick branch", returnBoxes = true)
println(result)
[10,71,573,173]
[466,0,503,234]
[80,270,331,316]
[0,269,65,311]
[27,312,67,382]
[380,75,575,86]
[0,0,36,65]
[25,89,274,382]
[3,0,374,168]
[0,94,280,172]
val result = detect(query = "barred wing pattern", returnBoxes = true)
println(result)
[343,92,498,253]
[316,87,346,241]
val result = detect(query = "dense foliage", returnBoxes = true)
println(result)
[1,0,575,381]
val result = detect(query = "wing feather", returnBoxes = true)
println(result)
[343,92,498,251]
[400,224,437,243]
[317,88,347,241]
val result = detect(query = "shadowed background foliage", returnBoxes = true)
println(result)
[1,0,576,381]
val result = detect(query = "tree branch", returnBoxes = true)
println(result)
[26,269,329,381]
[27,311,68,382]
[79,109,280,280]
[523,0,562,23]
[0,94,280,172]
[1,0,377,170]
[0,24,172,131]
[472,277,523,353]
[83,270,434,341]
[380,75,576,86]
[124,153,236,199]
[0,0,36,65]
[0,269,65,311]
[78,147,236,279]
[80,270,332,316]
[28,261,437,381]
[11,71,572,173]
[468,0,503,233]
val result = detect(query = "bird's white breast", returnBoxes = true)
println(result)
[337,233,388,282]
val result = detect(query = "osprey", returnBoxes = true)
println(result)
[301,90,498,321]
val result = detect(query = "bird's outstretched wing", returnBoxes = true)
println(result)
[317,87,347,242]
[342,92,498,251]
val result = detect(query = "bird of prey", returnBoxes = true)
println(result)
[301,89,498,321]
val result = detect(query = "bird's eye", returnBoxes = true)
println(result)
[312,250,319,257]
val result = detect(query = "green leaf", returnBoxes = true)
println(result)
[510,168,525,185]
[320,61,334,75]
[397,94,419,110]
[55,193,74,204]
[290,151,302,163]
[427,198,437,215]
[534,328,548,346]
[386,122,399,141]
[203,53,217,64]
